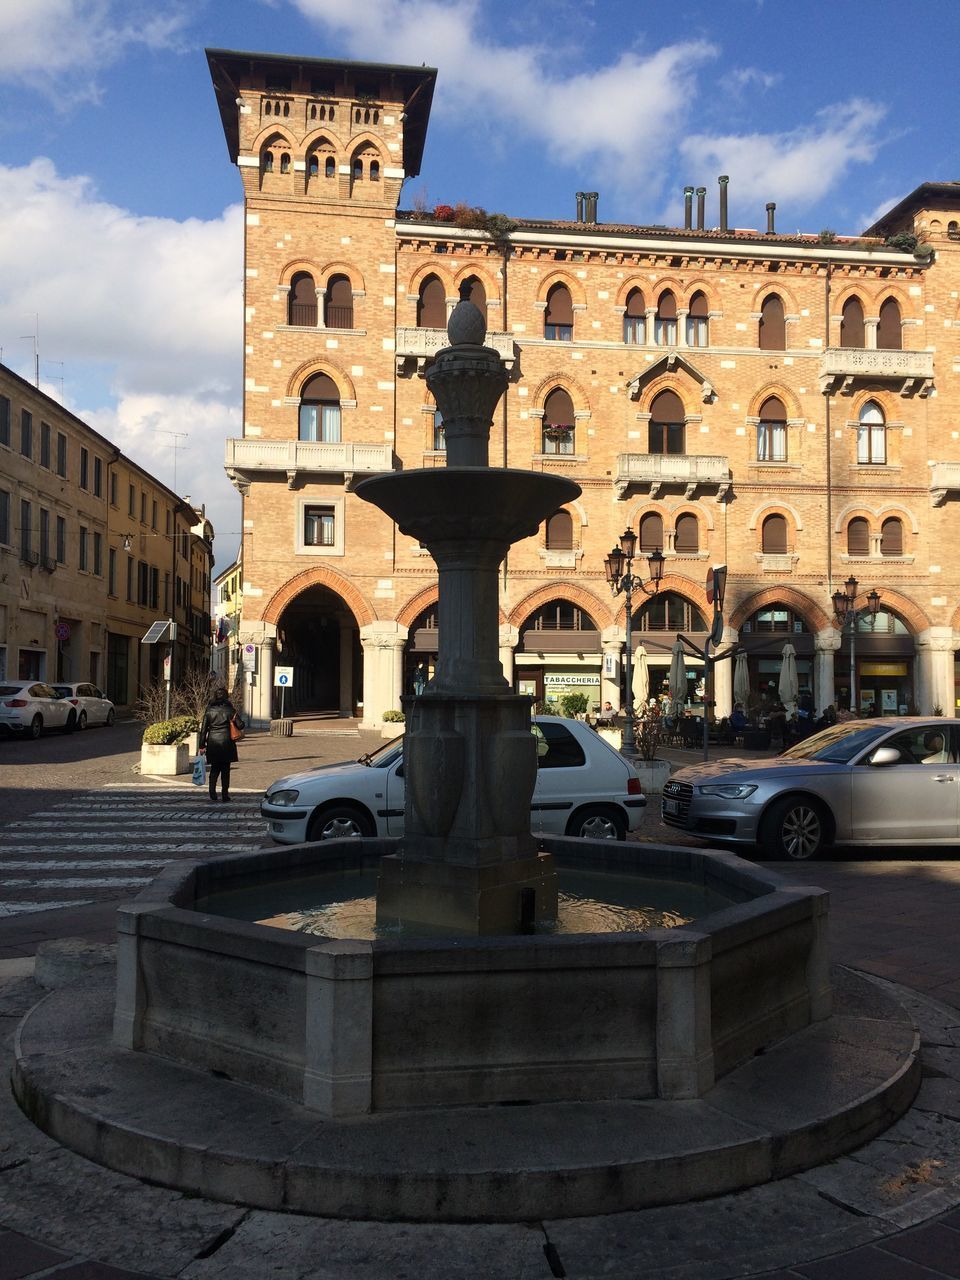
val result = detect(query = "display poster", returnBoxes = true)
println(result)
[881,688,897,712]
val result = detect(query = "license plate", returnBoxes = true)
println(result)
[662,798,680,816]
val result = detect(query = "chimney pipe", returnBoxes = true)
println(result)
[683,186,694,230]
[696,186,706,231]
[575,191,584,223]
[766,202,776,234]
[719,175,729,234]
[584,191,598,223]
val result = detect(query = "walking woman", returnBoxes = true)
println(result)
[198,684,244,803]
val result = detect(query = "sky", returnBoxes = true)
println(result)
[1,0,958,571]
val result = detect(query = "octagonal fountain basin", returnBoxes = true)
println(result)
[112,837,831,1117]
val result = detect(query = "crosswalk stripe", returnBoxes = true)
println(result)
[2,877,155,888]
[0,899,95,915]
[0,843,266,853]
[0,860,168,870]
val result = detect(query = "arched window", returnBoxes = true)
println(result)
[759,294,785,350]
[877,298,902,351]
[298,373,341,443]
[757,395,787,462]
[857,400,886,464]
[545,510,573,550]
[880,517,903,557]
[686,291,709,347]
[649,389,684,454]
[948,221,960,241]
[521,600,598,635]
[288,272,317,327]
[352,156,363,181]
[308,155,319,177]
[623,289,645,343]
[417,275,446,328]
[432,409,445,451]
[369,160,380,182]
[674,513,699,554]
[261,149,274,174]
[847,517,870,556]
[544,284,573,341]
[279,153,291,174]
[761,513,788,555]
[638,513,663,552]
[654,291,677,345]
[324,274,353,329]
[542,387,575,454]
[463,276,486,313]
[325,155,335,178]
[841,296,865,348]
[634,592,707,633]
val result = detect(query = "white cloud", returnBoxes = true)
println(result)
[724,66,781,95]
[0,157,243,567]
[680,99,887,211]
[0,0,187,99]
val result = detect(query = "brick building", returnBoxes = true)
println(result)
[207,48,960,728]
[0,364,214,708]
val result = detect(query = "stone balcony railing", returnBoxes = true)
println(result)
[395,326,518,375]
[224,438,396,494]
[819,348,934,397]
[615,453,731,500]
[930,462,960,507]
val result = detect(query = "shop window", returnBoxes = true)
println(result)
[880,517,903,556]
[847,516,869,556]
[288,271,317,325]
[686,291,709,347]
[545,510,573,550]
[674,513,699,553]
[654,291,677,345]
[324,274,353,328]
[857,401,886,464]
[544,284,573,341]
[649,389,684,454]
[761,513,788,555]
[541,387,575,454]
[417,275,446,328]
[759,294,785,350]
[623,289,645,343]
[841,296,865,348]
[756,396,787,461]
[298,373,341,442]
[877,297,902,351]
[638,513,663,552]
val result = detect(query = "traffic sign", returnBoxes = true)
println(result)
[242,643,256,673]
[710,613,724,647]
[705,567,716,606]
[274,666,294,687]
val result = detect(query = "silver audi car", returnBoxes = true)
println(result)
[661,717,960,860]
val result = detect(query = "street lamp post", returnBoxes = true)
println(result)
[604,529,664,758]
[832,576,881,714]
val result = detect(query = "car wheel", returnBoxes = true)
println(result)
[63,712,77,734]
[760,795,829,861]
[29,715,42,740]
[308,805,374,841]
[566,806,627,841]
[77,710,87,730]
[105,708,115,726]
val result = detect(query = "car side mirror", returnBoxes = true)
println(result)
[868,745,903,767]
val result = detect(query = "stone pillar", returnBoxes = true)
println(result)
[864,317,878,349]
[916,628,956,716]
[359,622,407,728]
[499,624,519,686]
[236,621,277,729]
[814,630,841,714]
[714,627,737,718]
[303,940,373,1117]
[654,929,715,1099]
[338,620,354,718]
[601,629,623,709]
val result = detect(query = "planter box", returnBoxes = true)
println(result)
[635,758,672,794]
[140,742,191,777]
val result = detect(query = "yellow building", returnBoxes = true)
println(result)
[0,364,214,707]
[208,48,960,727]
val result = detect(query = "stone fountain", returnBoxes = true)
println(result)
[356,296,578,934]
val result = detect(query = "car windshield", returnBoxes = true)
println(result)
[779,722,887,764]
[357,736,403,768]
[52,686,72,697]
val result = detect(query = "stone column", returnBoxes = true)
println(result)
[601,629,623,709]
[814,630,841,714]
[359,622,407,729]
[499,624,519,686]
[237,621,276,728]
[916,628,956,716]
[338,620,354,718]
[714,627,737,718]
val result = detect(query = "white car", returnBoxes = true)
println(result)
[262,715,646,843]
[0,681,77,738]
[51,683,116,729]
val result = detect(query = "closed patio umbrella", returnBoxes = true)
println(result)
[668,639,688,717]
[779,642,799,716]
[733,650,751,708]
[632,644,649,708]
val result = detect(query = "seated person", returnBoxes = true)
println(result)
[921,730,951,764]
[597,699,617,725]
[729,703,750,733]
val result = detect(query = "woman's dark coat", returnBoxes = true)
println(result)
[199,696,241,765]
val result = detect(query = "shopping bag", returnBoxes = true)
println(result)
[192,754,207,786]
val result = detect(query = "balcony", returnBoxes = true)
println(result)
[224,439,396,494]
[930,462,960,506]
[395,326,518,375]
[615,453,731,501]
[819,348,934,397]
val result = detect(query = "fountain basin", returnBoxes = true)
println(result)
[113,839,830,1117]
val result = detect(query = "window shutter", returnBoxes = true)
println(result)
[841,297,865,348]
[657,291,677,320]
[639,513,663,552]
[759,295,785,350]
[418,276,446,328]
[546,510,573,550]
[625,289,645,317]
[674,514,698,553]
[689,292,708,318]
[877,298,902,351]
[545,285,573,326]
[762,514,788,555]
[880,518,903,556]
[543,388,574,426]
[847,517,869,556]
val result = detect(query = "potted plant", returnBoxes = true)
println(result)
[631,706,672,794]
[382,708,405,738]
[140,715,199,776]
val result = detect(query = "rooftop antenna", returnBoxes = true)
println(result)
[19,315,39,387]
[160,430,188,494]
[44,361,64,403]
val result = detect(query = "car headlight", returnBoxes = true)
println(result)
[697,783,758,799]
[267,789,300,806]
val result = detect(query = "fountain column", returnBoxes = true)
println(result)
[355,298,580,933]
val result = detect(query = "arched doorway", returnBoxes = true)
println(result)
[838,606,914,715]
[515,598,601,710]
[738,603,814,713]
[404,604,438,694]
[275,584,361,717]
[633,592,709,710]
